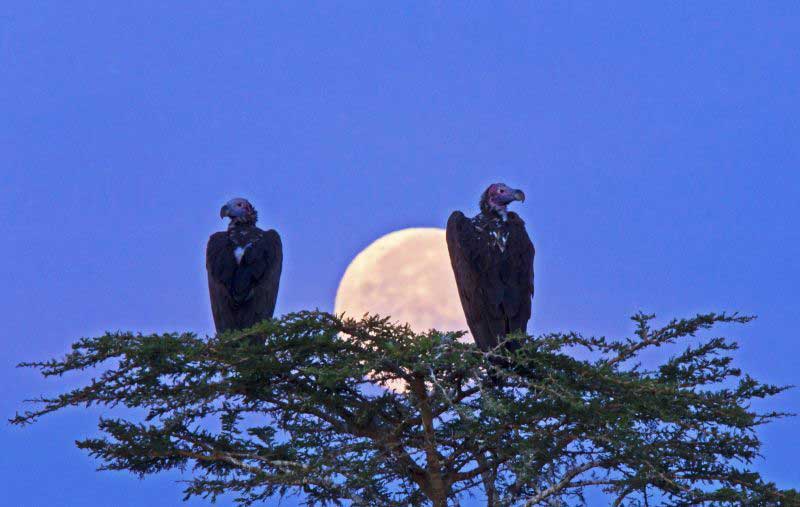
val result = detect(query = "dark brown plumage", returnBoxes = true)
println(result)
[206,198,282,333]
[446,184,534,351]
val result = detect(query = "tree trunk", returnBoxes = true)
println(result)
[482,470,497,507]
[410,374,450,507]
[426,476,448,507]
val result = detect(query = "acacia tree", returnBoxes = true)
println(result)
[12,311,797,506]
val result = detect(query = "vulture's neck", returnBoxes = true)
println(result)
[476,209,508,224]
[227,220,256,231]
[478,200,509,222]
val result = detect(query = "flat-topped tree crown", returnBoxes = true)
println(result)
[12,311,795,506]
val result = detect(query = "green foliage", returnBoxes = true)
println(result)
[12,311,797,506]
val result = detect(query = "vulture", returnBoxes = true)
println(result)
[206,198,282,333]
[446,183,535,351]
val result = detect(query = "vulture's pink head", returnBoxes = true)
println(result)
[220,197,258,226]
[480,183,525,216]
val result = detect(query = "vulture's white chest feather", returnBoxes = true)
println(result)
[490,229,510,252]
[234,243,252,264]
[471,216,510,253]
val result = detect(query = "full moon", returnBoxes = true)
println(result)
[334,228,470,340]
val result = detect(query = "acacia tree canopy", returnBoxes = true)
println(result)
[12,311,797,506]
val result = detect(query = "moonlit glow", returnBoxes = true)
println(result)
[335,227,471,340]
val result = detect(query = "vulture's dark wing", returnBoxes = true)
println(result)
[501,213,535,338]
[446,211,534,351]
[206,231,237,332]
[206,229,283,332]
[446,212,488,349]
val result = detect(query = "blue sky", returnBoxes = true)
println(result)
[1,3,798,506]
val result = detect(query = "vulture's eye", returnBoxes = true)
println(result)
[499,189,506,193]
[237,203,243,207]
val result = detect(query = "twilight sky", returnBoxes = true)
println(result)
[1,3,798,506]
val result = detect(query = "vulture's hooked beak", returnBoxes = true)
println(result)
[513,189,526,203]
[220,204,230,219]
